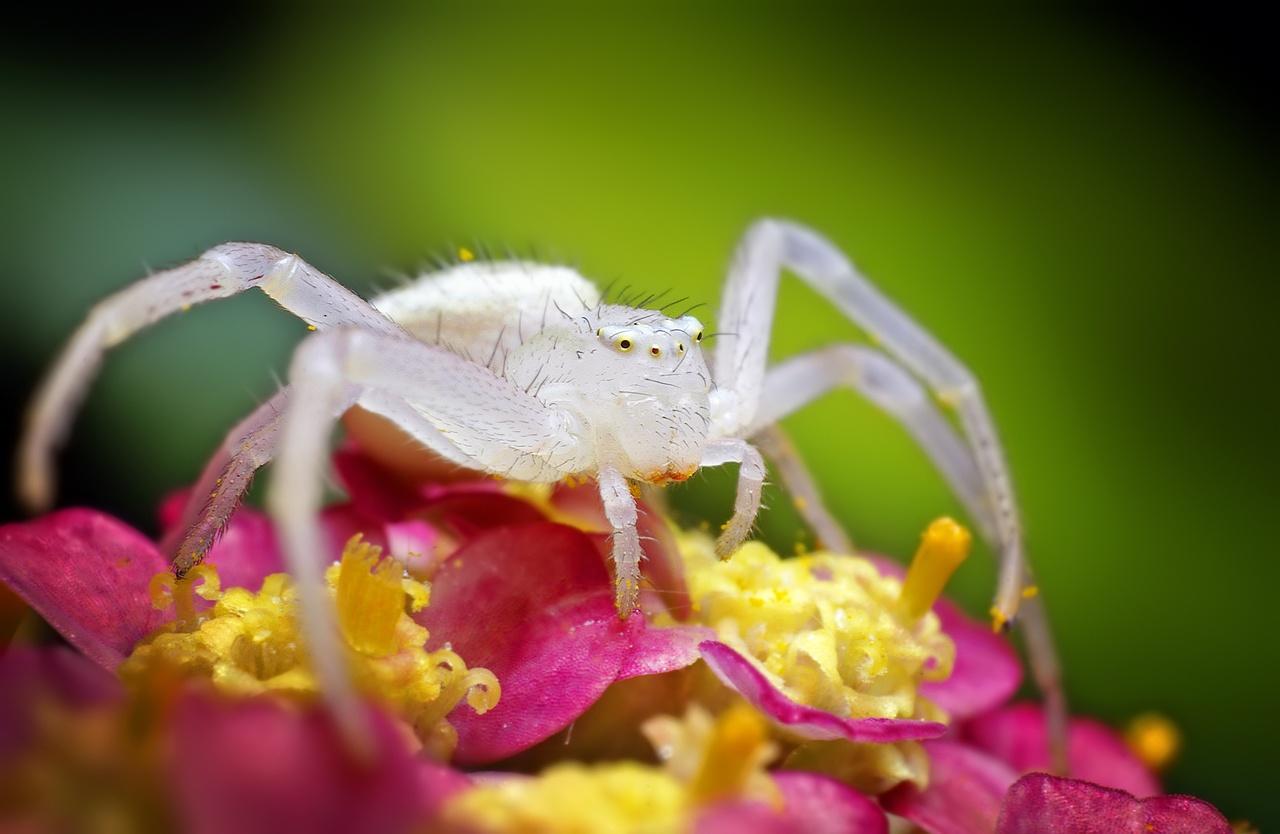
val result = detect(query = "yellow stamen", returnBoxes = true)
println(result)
[335,535,409,656]
[898,517,971,622]
[1125,712,1182,772]
[458,247,475,262]
[443,762,686,832]
[689,704,774,805]
[148,565,220,631]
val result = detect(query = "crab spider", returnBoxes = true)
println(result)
[17,219,1064,763]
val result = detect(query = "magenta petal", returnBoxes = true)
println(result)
[0,646,121,761]
[698,641,946,743]
[695,774,887,834]
[172,694,468,834]
[963,702,1160,797]
[775,771,889,834]
[331,445,425,521]
[0,509,170,668]
[695,801,802,834]
[418,523,700,764]
[922,594,1021,720]
[420,491,547,538]
[996,773,1231,834]
[615,621,715,680]
[882,740,1019,834]
[868,556,1021,720]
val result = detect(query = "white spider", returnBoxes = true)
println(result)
[17,219,1063,752]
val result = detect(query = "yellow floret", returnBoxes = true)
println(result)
[445,763,687,834]
[676,528,957,726]
[445,705,779,834]
[122,536,499,759]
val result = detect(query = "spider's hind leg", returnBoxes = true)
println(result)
[162,389,293,577]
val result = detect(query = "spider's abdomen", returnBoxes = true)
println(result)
[371,261,601,365]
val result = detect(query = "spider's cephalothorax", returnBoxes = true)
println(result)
[17,219,1060,751]
[369,263,714,486]
[531,304,712,485]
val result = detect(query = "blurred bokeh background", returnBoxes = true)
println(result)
[1,4,1275,828]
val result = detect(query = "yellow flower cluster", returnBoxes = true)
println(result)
[676,524,961,726]
[121,536,499,759]
[443,705,777,834]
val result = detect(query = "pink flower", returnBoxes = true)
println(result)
[997,773,1231,834]
[0,447,1241,831]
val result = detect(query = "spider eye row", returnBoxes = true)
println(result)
[595,327,699,357]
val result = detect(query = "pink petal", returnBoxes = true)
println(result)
[922,594,1021,720]
[775,771,889,834]
[996,773,1231,834]
[695,801,803,834]
[333,446,533,537]
[171,694,469,834]
[698,641,947,743]
[331,444,427,521]
[615,620,715,680]
[0,509,170,668]
[869,556,1021,720]
[963,702,1160,797]
[881,740,1019,834]
[695,773,887,834]
[0,646,121,761]
[416,522,702,764]
[419,490,546,538]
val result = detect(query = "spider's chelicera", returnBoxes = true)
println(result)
[16,219,1061,747]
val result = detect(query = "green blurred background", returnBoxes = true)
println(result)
[1,4,1275,828]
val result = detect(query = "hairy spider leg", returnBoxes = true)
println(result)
[270,327,592,747]
[17,242,402,512]
[749,424,853,554]
[708,218,1067,771]
[698,438,767,557]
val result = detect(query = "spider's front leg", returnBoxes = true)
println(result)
[699,439,766,557]
[18,242,400,511]
[269,327,588,746]
[597,466,643,617]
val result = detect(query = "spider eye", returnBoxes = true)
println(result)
[695,330,704,343]
[649,345,661,357]
[677,343,685,354]
[613,335,633,352]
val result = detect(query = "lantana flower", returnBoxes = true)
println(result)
[0,444,1238,832]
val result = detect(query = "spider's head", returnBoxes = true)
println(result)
[547,306,711,476]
